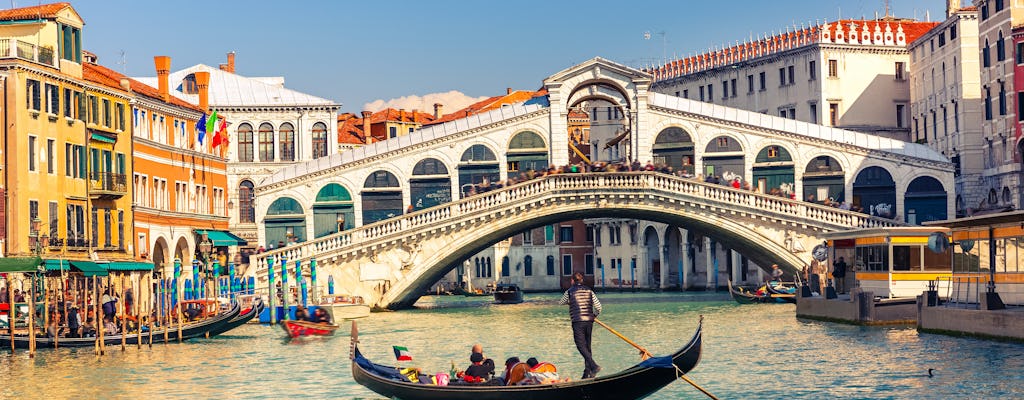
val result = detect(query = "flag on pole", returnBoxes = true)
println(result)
[212,117,228,148]
[206,110,219,135]
[393,346,413,361]
[196,113,207,145]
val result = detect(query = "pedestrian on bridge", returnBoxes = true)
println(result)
[559,272,602,379]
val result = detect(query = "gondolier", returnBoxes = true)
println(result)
[559,272,602,379]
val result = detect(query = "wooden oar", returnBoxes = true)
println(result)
[593,318,719,400]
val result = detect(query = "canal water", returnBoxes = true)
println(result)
[2,292,1022,399]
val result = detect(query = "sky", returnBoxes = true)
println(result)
[64,0,948,114]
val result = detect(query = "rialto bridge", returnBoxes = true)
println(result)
[248,58,952,308]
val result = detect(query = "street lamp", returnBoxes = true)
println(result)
[30,217,43,255]
[336,214,345,232]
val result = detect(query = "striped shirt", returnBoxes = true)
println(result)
[559,283,602,322]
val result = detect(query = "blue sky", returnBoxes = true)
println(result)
[67,0,947,113]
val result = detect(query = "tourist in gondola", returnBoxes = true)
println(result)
[560,272,602,379]
[295,306,309,321]
[463,352,492,383]
[311,308,331,324]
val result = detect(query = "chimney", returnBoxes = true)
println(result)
[361,111,373,144]
[154,56,171,102]
[411,109,418,123]
[399,109,406,122]
[946,0,960,17]
[433,103,443,119]
[506,87,512,95]
[195,71,211,112]
[119,78,131,92]
[226,52,236,73]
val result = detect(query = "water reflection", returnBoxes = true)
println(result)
[1,292,1022,399]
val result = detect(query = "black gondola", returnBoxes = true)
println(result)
[349,318,703,400]
[764,282,798,304]
[492,283,524,304]
[206,297,263,337]
[727,280,762,304]
[0,302,240,349]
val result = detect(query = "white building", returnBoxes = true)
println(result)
[909,4,983,217]
[138,53,342,250]
[650,18,939,142]
[974,0,1024,211]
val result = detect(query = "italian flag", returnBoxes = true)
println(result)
[393,345,413,361]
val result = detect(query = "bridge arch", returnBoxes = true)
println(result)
[903,175,948,224]
[652,126,695,175]
[152,236,170,277]
[802,155,846,203]
[312,183,354,238]
[752,144,795,194]
[566,78,633,110]
[702,134,745,180]
[409,158,452,211]
[853,166,897,218]
[506,130,549,175]
[457,144,501,197]
[265,196,306,248]
[362,170,403,224]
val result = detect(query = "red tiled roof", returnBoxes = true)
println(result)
[0,2,70,21]
[367,108,436,125]
[426,89,545,126]
[82,62,203,112]
[337,113,366,145]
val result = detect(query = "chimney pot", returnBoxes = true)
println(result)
[227,52,236,73]
[195,71,211,112]
[361,111,373,144]
[433,103,444,119]
[154,56,171,102]
[411,109,418,122]
[507,87,512,95]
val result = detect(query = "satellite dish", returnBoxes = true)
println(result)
[811,244,829,261]
[927,232,950,253]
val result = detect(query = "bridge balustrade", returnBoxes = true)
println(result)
[251,171,903,278]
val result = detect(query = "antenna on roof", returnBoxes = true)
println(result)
[117,50,128,74]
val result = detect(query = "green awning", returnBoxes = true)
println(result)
[90,133,116,144]
[196,229,248,246]
[44,259,71,272]
[70,261,108,277]
[107,261,154,271]
[0,257,41,272]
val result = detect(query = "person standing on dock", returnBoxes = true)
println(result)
[559,272,603,379]
[832,257,848,294]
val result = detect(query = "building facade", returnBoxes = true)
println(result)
[0,3,137,267]
[909,5,983,217]
[136,55,342,253]
[975,0,1024,211]
[650,18,939,142]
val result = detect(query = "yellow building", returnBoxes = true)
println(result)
[0,3,135,268]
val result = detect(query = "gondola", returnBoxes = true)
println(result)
[206,297,263,337]
[728,280,762,304]
[764,281,798,304]
[493,283,524,304]
[281,319,339,338]
[454,287,491,297]
[0,302,241,349]
[349,318,703,400]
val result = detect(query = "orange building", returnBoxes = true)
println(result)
[83,57,230,277]
[337,108,435,145]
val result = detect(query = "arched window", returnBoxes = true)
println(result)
[279,122,295,161]
[997,31,1006,61]
[238,180,255,223]
[237,123,254,162]
[989,188,998,204]
[1003,187,1012,203]
[312,122,328,159]
[258,122,274,162]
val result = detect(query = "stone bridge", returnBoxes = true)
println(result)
[252,172,902,308]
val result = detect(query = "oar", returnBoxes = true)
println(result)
[594,318,719,400]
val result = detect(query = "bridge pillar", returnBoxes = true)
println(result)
[660,245,669,290]
[731,250,742,285]
[705,239,714,290]
[682,230,691,290]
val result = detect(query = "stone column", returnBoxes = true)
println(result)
[731,250,742,284]
[660,245,669,290]
[681,230,691,289]
[705,239,714,289]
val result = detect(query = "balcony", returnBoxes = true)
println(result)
[89,171,127,199]
[0,39,56,67]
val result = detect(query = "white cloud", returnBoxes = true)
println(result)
[363,90,489,114]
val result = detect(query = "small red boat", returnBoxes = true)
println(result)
[281,319,339,338]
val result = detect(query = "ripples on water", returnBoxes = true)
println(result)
[1,292,1022,399]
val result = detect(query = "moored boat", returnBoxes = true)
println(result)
[764,281,798,304]
[349,318,703,400]
[727,280,762,304]
[206,297,263,337]
[319,294,371,320]
[281,319,339,338]
[493,283,524,304]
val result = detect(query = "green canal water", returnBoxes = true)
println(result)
[2,292,1022,399]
